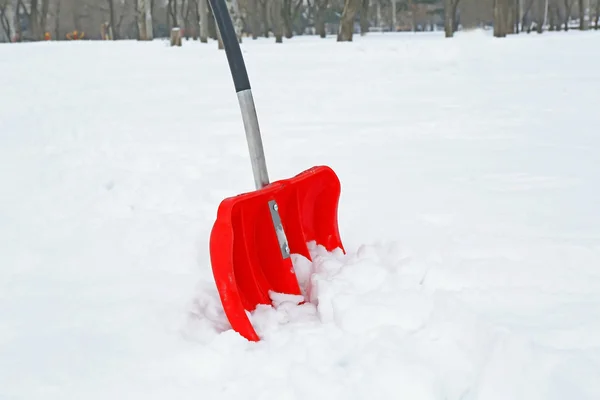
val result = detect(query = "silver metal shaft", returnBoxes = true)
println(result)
[237,89,270,190]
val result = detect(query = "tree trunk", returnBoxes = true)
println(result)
[108,0,119,39]
[270,0,283,42]
[360,0,369,34]
[137,0,147,39]
[14,0,26,41]
[168,0,179,28]
[452,0,460,31]
[0,4,12,41]
[410,0,417,31]
[548,3,557,29]
[315,0,327,37]
[522,0,533,31]
[595,0,599,28]
[337,0,359,41]
[146,0,154,39]
[579,0,590,29]
[283,0,293,38]
[149,0,156,37]
[444,0,454,37]
[28,0,39,40]
[536,0,546,32]
[564,0,572,30]
[506,0,515,32]
[494,0,510,36]
[553,3,561,30]
[199,0,208,42]
[248,0,260,38]
[184,0,194,39]
[54,0,61,41]
[40,0,50,39]
[515,0,521,32]
[393,0,397,31]
[133,0,141,39]
[260,0,269,37]
[494,0,502,37]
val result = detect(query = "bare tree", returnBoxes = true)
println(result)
[134,0,142,38]
[53,0,61,39]
[515,0,521,32]
[595,0,599,28]
[269,0,283,42]
[0,1,12,41]
[257,0,268,37]
[246,0,260,38]
[547,0,559,29]
[40,0,50,37]
[579,0,589,29]
[535,0,547,32]
[184,0,195,38]
[563,0,574,29]
[494,0,511,36]
[137,0,153,39]
[107,0,120,38]
[198,0,208,41]
[521,0,534,30]
[314,0,328,37]
[444,0,460,37]
[29,0,41,38]
[407,0,416,31]
[11,0,51,40]
[507,0,516,30]
[337,0,358,41]
[359,0,368,33]
[392,0,397,31]
[282,0,303,37]
[167,0,178,27]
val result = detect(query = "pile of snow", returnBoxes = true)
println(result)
[1,30,600,399]
[187,238,600,399]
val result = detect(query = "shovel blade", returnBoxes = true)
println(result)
[209,165,344,341]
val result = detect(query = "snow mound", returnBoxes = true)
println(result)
[185,241,600,399]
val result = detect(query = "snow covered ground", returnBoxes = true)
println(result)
[1,30,600,399]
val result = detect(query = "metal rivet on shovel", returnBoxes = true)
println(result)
[207,0,346,342]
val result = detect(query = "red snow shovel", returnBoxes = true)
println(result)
[207,0,345,341]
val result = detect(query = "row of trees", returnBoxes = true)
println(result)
[485,0,599,38]
[0,0,598,44]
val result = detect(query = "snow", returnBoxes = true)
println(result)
[1,30,600,399]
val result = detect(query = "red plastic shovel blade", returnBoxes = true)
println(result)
[209,165,344,341]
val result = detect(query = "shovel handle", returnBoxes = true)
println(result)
[207,0,270,190]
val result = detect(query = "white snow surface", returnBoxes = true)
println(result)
[2,30,600,399]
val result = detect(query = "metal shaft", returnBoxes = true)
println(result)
[237,89,269,189]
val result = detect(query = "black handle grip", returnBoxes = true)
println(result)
[207,0,251,93]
